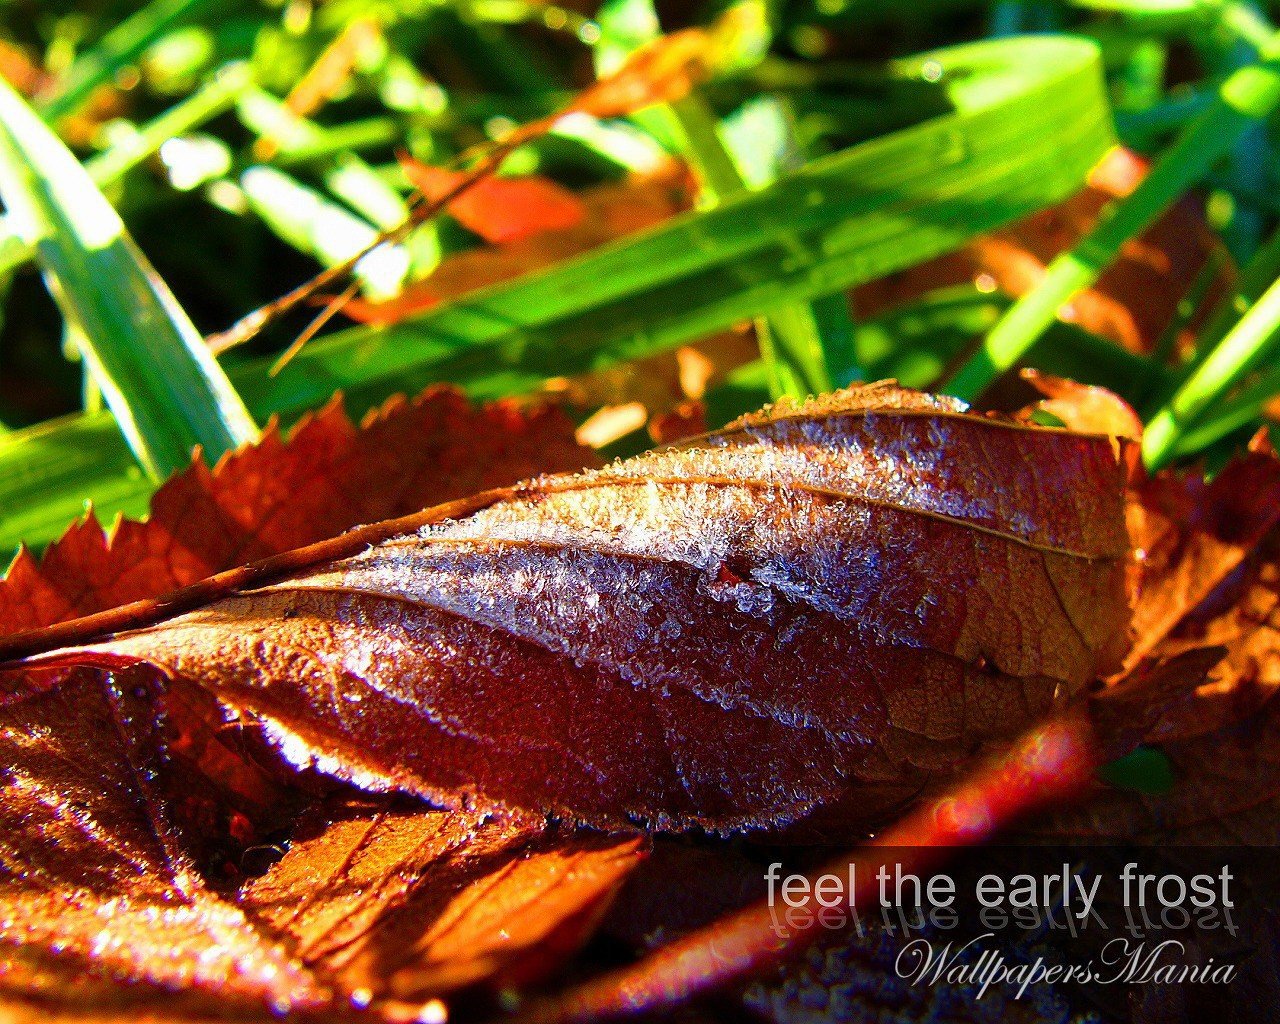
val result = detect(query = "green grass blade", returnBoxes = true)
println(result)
[0,62,251,281]
[0,77,258,480]
[668,95,847,398]
[1142,274,1280,468]
[246,36,1112,413]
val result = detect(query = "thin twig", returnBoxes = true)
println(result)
[269,279,359,376]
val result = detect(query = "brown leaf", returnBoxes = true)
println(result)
[284,16,382,119]
[1018,368,1144,441]
[1038,691,1280,845]
[853,147,1234,356]
[0,386,597,634]
[569,29,716,120]
[0,667,644,1017]
[1125,437,1280,670]
[16,383,1131,834]
[238,798,644,1005]
[0,669,326,1017]
[1034,444,1280,843]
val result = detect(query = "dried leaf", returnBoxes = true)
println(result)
[0,386,597,634]
[0,669,326,1017]
[284,17,382,119]
[400,157,587,246]
[238,798,644,1004]
[1019,368,1144,441]
[1035,443,1280,843]
[16,383,1131,834]
[1125,436,1280,669]
[569,29,715,121]
[1039,691,1280,845]
[0,668,643,1016]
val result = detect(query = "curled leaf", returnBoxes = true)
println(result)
[1019,368,1144,441]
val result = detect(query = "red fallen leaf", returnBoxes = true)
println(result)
[0,386,597,635]
[238,798,644,1005]
[9,383,1132,834]
[343,167,692,325]
[1032,446,1280,844]
[647,400,709,446]
[1125,433,1280,670]
[400,157,587,246]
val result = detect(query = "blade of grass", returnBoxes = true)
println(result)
[246,36,1111,413]
[0,34,1114,551]
[1142,273,1280,468]
[37,0,224,122]
[669,95,848,398]
[947,24,1280,401]
[0,61,251,281]
[603,0,850,398]
[0,77,257,480]
[88,60,251,185]
[1167,363,1280,457]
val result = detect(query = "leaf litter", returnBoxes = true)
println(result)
[0,377,1278,1021]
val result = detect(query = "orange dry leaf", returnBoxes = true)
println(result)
[0,668,643,1018]
[1031,434,1280,844]
[400,156,588,245]
[1124,432,1280,670]
[238,798,644,1005]
[285,16,382,119]
[0,668,328,1018]
[1018,368,1145,441]
[569,28,716,120]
